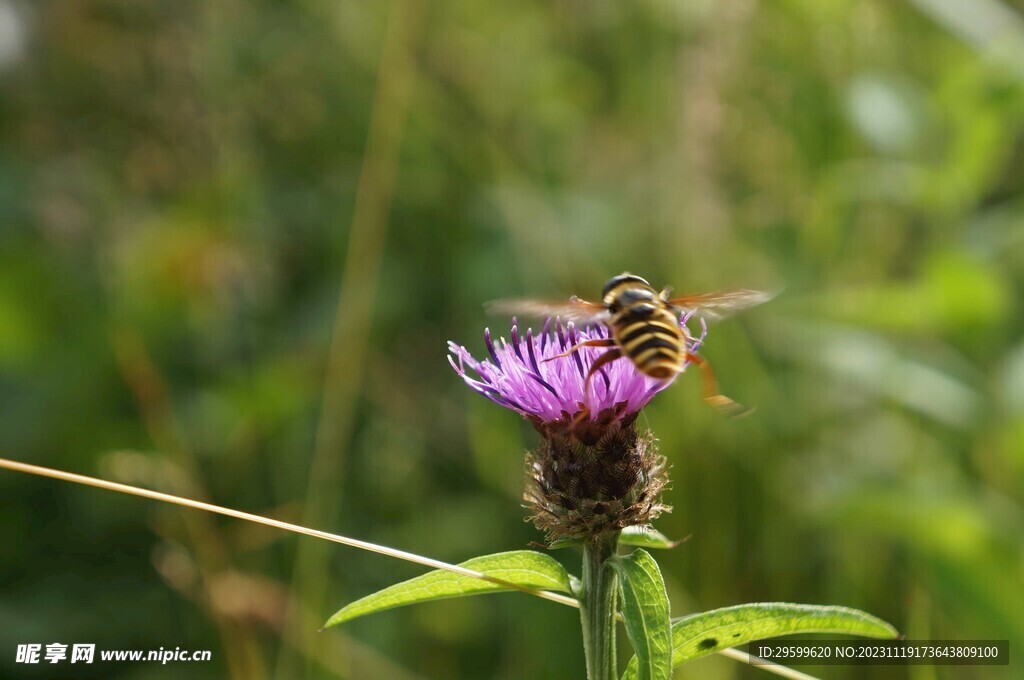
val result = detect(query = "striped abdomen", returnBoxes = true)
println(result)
[609,295,684,380]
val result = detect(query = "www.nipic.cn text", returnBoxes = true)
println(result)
[15,644,212,665]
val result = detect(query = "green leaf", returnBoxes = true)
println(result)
[622,602,899,679]
[619,525,683,550]
[323,550,573,629]
[608,549,672,680]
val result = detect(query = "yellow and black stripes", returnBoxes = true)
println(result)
[601,273,651,304]
[606,282,684,381]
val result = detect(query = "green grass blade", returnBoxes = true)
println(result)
[323,550,573,628]
[609,549,672,680]
[622,602,899,679]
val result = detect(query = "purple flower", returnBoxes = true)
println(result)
[448,316,706,427]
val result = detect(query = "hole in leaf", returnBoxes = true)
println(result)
[699,638,718,650]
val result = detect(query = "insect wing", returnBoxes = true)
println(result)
[665,289,774,321]
[485,297,609,325]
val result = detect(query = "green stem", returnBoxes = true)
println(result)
[580,532,620,680]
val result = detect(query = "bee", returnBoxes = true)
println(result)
[488,272,773,415]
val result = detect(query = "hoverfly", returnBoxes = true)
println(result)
[488,272,772,415]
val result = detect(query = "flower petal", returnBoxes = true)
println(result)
[449,319,696,424]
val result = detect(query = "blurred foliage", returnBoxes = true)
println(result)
[1,0,1023,678]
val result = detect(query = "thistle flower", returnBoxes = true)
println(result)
[449,316,707,541]
[448,318,705,435]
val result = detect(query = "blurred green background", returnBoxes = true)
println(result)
[1,0,1023,678]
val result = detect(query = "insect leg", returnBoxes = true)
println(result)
[683,352,752,417]
[584,347,623,387]
[583,347,623,399]
[542,338,616,363]
[571,348,624,427]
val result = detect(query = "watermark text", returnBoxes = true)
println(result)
[15,643,211,665]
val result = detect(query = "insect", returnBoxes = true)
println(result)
[488,272,772,415]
